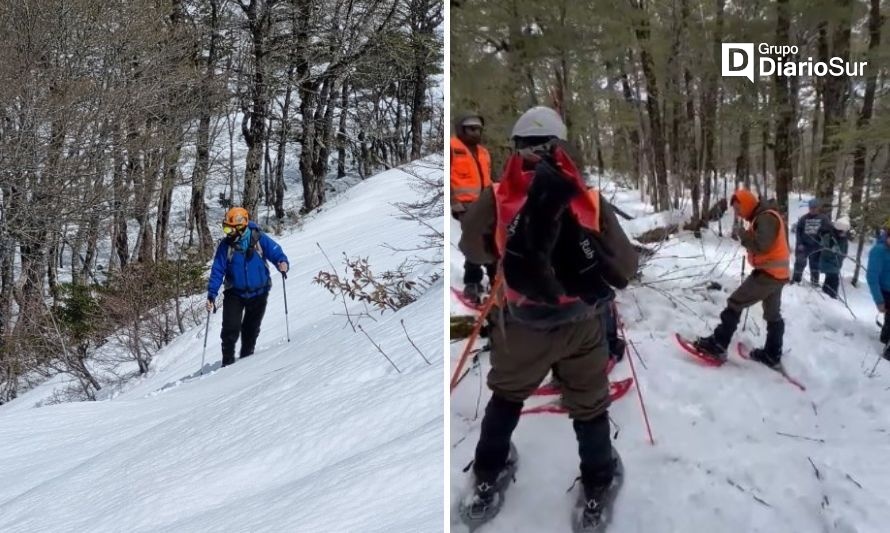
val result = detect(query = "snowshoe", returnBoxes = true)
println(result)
[675,333,725,366]
[571,449,624,533]
[458,443,518,530]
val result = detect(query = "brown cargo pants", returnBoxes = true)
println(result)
[488,314,610,421]
[727,270,786,322]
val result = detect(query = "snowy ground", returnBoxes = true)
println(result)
[450,178,890,533]
[0,161,444,533]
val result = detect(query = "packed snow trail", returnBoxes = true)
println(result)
[0,161,444,533]
[450,177,890,532]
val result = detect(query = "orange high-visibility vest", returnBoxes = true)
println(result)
[450,137,491,203]
[748,210,791,280]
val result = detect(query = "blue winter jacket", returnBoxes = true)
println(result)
[866,240,890,305]
[207,221,289,300]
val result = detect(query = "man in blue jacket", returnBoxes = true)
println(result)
[867,220,890,360]
[207,207,289,367]
[792,198,831,285]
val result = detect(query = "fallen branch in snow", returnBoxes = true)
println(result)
[316,242,356,332]
[725,478,771,508]
[357,325,401,373]
[845,473,863,489]
[778,432,825,444]
[808,457,822,480]
[639,284,704,321]
[401,319,430,365]
[807,457,831,509]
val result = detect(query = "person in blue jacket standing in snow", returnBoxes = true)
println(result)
[792,198,831,285]
[207,207,289,367]
[867,219,890,360]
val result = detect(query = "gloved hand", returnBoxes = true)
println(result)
[206,299,215,313]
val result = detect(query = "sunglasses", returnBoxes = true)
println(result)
[222,224,243,235]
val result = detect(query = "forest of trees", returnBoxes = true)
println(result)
[452,0,889,265]
[0,0,443,402]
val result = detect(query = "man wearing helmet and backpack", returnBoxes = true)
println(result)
[207,207,289,367]
[692,189,790,368]
[456,106,639,532]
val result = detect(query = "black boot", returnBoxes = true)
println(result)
[575,413,614,489]
[463,282,483,305]
[695,308,739,361]
[751,319,784,369]
[461,395,523,527]
[573,413,622,532]
[221,351,235,367]
[473,395,522,483]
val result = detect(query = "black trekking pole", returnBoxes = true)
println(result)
[741,257,750,332]
[200,301,217,376]
[281,272,290,342]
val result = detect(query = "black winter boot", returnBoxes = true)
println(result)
[713,307,741,348]
[573,413,622,532]
[575,413,614,487]
[750,319,784,369]
[461,395,523,528]
[463,283,483,305]
[473,395,523,481]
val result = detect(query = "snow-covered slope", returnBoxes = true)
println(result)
[0,161,444,533]
[450,179,890,532]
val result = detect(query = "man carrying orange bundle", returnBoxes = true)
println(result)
[692,189,790,368]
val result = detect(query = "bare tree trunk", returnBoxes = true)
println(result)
[337,82,349,179]
[632,1,670,211]
[773,0,793,219]
[239,0,273,217]
[850,0,881,231]
[817,3,852,209]
[701,0,725,216]
[156,127,184,262]
[188,0,220,258]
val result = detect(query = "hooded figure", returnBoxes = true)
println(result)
[819,219,849,299]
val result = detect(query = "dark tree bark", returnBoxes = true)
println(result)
[188,0,220,258]
[773,0,793,219]
[632,0,670,211]
[238,0,277,217]
[850,0,881,231]
[817,2,852,211]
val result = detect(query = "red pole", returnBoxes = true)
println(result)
[450,274,503,392]
[614,301,655,445]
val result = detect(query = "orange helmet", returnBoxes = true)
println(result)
[730,189,758,220]
[224,207,249,229]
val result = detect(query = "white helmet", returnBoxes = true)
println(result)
[511,106,567,140]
